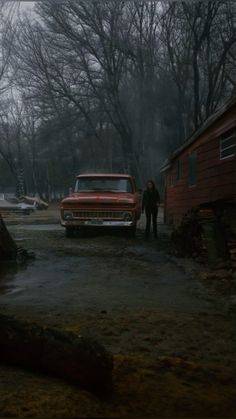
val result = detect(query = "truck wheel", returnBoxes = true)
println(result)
[65,227,75,238]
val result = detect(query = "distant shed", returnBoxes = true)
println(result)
[160,96,236,224]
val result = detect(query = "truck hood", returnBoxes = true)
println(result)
[62,192,135,205]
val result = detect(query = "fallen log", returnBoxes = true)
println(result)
[0,213,17,260]
[19,195,48,210]
[0,314,113,395]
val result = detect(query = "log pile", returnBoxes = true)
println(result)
[20,195,48,210]
[171,209,203,258]
[198,208,228,264]
[0,313,113,395]
[171,202,236,270]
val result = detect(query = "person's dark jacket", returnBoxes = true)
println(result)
[142,189,161,212]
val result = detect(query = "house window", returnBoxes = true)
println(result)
[220,130,236,159]
[176,158,181,181]
[188,152,197,186]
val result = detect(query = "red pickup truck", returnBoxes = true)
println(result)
[61,173,141,237]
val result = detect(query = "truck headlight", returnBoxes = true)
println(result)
[123,212,132,221]
[63,211,73,220]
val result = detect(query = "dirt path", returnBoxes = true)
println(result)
[0,218,236,417]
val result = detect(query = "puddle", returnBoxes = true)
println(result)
[14,224,62,231]
[0,223,227,315]
[5,286,26,295]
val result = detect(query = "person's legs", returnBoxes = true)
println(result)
[145,209,151,238]
[152,208,158,238]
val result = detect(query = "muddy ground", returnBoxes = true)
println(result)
[0,206,236,418]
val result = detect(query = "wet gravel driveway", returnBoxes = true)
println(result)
[0,221,236,417]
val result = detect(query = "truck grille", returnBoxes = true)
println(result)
[73,210,126,220]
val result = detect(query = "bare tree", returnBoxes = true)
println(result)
[161,1,236,130]
[0,1,19,94]
[0,96,27,195]
[4,0,236,194]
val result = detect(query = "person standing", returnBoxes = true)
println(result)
[142,180,161,239]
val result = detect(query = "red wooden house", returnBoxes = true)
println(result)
[160,96,236,224]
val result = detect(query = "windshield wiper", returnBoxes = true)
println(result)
[100,190,121,193]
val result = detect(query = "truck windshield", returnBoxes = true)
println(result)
[75,178,133,193]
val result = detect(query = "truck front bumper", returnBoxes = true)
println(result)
[61,219,134,227]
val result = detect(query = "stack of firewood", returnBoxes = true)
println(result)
[171,210,203,258]
[172,205,236,270]
[198,208,216,221]
[198,208,216,262]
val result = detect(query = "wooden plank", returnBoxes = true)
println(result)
[197,157,235,172]
[197,164,235,180]
[196,139,220,154]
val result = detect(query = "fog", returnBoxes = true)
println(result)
[0,1,235,198]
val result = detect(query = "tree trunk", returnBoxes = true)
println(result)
[0,213,17,260]
[193,49,201,129]
[16,166,26,198]
[0,313,113,395]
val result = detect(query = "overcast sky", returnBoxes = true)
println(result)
[19,1,35,12]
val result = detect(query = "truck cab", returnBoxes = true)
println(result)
[60,173,141,237]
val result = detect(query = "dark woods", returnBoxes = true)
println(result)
[0,1,235,197]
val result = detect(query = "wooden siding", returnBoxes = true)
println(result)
[165,104,236,223]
